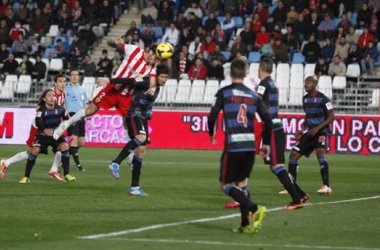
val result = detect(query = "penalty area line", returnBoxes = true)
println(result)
[77,195,380,240]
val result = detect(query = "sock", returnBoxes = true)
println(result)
[288,159,299,181]
[49,151,62,173]
[67,109,86,127]
[272,166,301,203]
[114,139,142,165]
[318,157,330,186]
[5,151,29,167]
[131,156,143,187]
[61,150,70,176]
[242,186,250,199]
[25,154,37,177]
[69,146,80,166]
[225,185,258,227]
[288,173,307,198]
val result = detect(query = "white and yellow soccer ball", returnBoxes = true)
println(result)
[156,42,174,59]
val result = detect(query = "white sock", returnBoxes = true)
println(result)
[5,151,29,167]
[67,109,86,127]
[49,151,62,173]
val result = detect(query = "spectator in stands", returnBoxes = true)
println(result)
[187,12,202,37]
[111,50,123,74]
[339,1,355,19]
[97,49,113,74]
[4,5,15,25]
[31,54,47,81]
[12,34,28,58]
[162,23,180,47]
[204,12,219,33]
[302,34,320,63]
[260,38,274,60]
[95,59,112,77]
[357,27,374,49]
[57,2,71,22]
[188,36,202,61]
[314,57,329,77]
[221,12,235,43]
[357,3,372,29]
[184,1,203,19]
[283,24,298,56]
[28,37,42,58]
[320,38,335,64]
[334,36,350,62]
[141,0,157,25]
[254,2,268,23]
[125,21,140,40]
[15,3,27,23]
[156,0,174,30]
[251,13,262,33]
[58,12,74,36]
[369,0,380,12]
[254,26,270,51]
[179,26,193,48]
[174,13,188,30]
[328,55,347,76]
[230,35,247,61]
[72,1,83,25]
[207,58,224,81]
[0,42,9,63]
[318,3,334,20]
[272,1,287,27]
[69,34,87,68]
[195,26,207,42]
[338,13,352,34]
[42,2,53,22]
[211,23,226,49]
[318,13,335,40]
[30,8,49,36]
[369,14,380,40]
[176,51,192,79]
[207,0,220,15]
[83,0,99,23]
[18,54,33,75]
[9,21,26,43]
[346,26,359,44]
[265,16,276,34]
[79,23,97,48]
[188,57,208,80]
[361,41,379,76]
[240,21,255,52]
[306,12,321,40]
[200,34,216,60]
[141,23,156,47]
[224,0,238,13]
[50,38,70,63]
[286,5,299,24]
[334,27,346,44]
[273,37,289,63]
[26,1,37,23]
[0,0,7,16]
[0,20,9,45]
[82,54,96,77]
[346,40,362,65]
[1,53,18,76]
[209,44,226,64]
[128,31,145,49]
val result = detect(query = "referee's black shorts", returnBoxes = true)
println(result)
[219,151,255,184]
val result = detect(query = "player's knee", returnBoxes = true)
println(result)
[135,134,146,143]
[59,143,69,152]
[31,147,40,156]
[289,150,299,159]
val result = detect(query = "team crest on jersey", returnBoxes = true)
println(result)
[55,109,58,115]
[36,111,42,117]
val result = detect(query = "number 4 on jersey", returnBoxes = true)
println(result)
[237,104,248,128]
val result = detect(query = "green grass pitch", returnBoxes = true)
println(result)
[0,145,380,250]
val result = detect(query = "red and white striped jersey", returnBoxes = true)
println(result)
[52,87,66,106]
[107,44,156,96]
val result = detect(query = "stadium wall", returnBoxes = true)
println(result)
[1,108,380,155]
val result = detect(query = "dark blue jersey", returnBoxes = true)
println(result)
[208,83,272,152]
[127,79,159,120]
[302,91,333,133]
[35,104,67,134]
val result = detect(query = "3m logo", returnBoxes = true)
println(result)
[0,112,14,139]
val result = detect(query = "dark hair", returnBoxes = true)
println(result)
[230,59,247,79]
[69,68,79,74]
[156,64,170,76]
[259,58,273,74]
[54,73,66,83]
[149,44,158,54]
[38,89,54,106]
[305,75,318,84]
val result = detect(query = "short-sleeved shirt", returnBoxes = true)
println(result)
[65,83,87,113]
[302,91,333,133]
[35,104,67,134]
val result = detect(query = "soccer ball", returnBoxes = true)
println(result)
[156,42,174,59]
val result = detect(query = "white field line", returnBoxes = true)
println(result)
[77,195,380,240]
[98,238,380,250]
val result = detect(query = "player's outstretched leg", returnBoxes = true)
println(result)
[53,109,86,140]
[1,151,29,179]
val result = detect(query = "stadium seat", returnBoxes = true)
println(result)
[49,58,63,72]
[40,36,53,48]
[221,51,231,61]
[370,89,379,107]
[249,63,260,84]
[277,63,290,104]
[248,52,260,63]
[202,80,219,104]
[220,79,231,88]
[271,63,276,81]
[82,77,96,101]
[43,48,55,59]
[292,53,305,64]
[217,17,226,24]
[29,58,36,64]
[351,13,358,27]
[268,6,276,15]
[160,79,178,104]
[332,76,347,89]
[346,64,361,77]
[46,25,59,37]
[355,29,363,36]
[15,75,32,94]
[173,79,191,104]
[223,62,231,81]
[152,27,163,38]
[68,36,74,46]
[318,76,333,99]
[15,58,22,65]
[304,64,316,79]
[54,36,67,46]
[333,18,341,28]
[92,26,105,38]
[232,16,243,28]
[288,64,304,105]
[202,16,208,26]
[22,24,30,32]
[0,75,17,100]
[12,2,19,10]
[236,28,244,36]
[188,80,206,103]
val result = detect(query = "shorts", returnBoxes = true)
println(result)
[126,115,150,145]
[219,151,255,184]
[264,127,285,165]
[33,134,66,155]
[292,131,330,158]
[26,125,38,148]
[68,112,86,137]
[93,88,132,116]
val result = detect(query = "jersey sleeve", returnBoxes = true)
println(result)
[322,95,334,113]
[255,97,272,145]
[257,81,270,101]
[149,65,157,77]
[207,90,224,136]
[35,106,45,132]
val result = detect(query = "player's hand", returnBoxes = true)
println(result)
[308,127,319,137]
[210,135,217,145]
[260,144,270,158]
[96,77,109,87]
[145,87,156,95]
[44,129,53,136]
[294,130,303,137]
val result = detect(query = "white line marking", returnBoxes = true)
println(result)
[77,195,380,240]
[99,238,380,250]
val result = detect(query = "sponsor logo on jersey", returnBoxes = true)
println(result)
[231,133,255,142]
[232,89,253,98]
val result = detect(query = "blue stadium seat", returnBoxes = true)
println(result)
[221,51,231,60]
[12,2,19,10]
[217,17,226,24]
[268,6,276,15]
[292,53,305,64]
[232,17,243,28]
[248,52,261,63]
[6,47,12,54]
[54,36,67,46]
[351,13,357,27]
[68,37,74,46]
[334,18,341,28]
[43,48,54,59]
[202,16,209,26]
[152,27,163,38]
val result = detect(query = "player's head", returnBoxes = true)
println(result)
[258,58,273,80]
[147,44,159,65]
[304,75,318,93]
[38,89,55,107]
[69,68,80,84]
[54,74,66,93]
[230,59,247,80]
[156,64,170,86]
